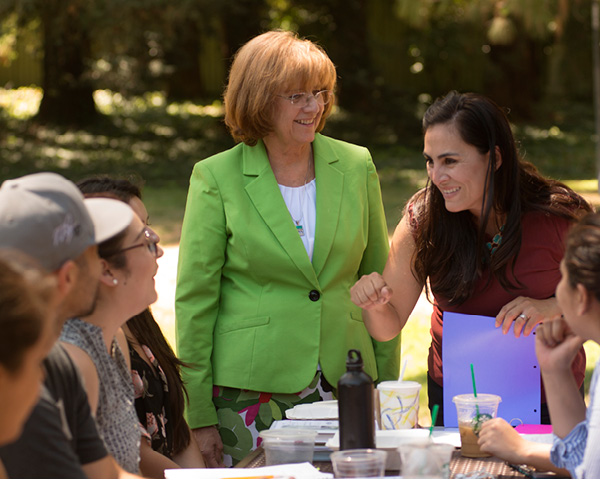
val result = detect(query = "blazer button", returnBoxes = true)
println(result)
[309,290,321,302]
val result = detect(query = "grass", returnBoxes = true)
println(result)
[143,185,189,245]
[2,87,599,424]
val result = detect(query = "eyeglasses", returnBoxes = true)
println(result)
[113,228,160,257]
[277,90,333,107]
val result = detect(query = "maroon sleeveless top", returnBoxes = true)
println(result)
[419,210,585,401]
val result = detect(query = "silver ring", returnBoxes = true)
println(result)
[517,313,527,320]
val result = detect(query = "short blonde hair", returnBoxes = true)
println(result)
[224,30,337,146]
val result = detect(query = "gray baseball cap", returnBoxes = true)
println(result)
[0,172,134,271]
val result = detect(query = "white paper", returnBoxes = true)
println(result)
[284,400,338,420]
[520,433,554,444]
[165,462,332,479]
[269,420,338,447]
[326,428,458,450]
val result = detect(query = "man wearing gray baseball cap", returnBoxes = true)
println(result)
[0,172,141,478]
[0,172,133,323]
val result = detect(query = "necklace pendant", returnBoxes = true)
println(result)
[296,224,305,237]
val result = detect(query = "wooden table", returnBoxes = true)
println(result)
[236,446,545,478]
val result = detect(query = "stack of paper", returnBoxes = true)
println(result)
[284,400,338,420]
[269,419,338,451]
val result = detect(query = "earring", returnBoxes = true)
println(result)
[112,278,119,286]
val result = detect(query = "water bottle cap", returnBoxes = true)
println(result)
[346,349,364,370]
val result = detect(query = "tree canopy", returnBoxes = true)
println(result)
[0,0,593,126]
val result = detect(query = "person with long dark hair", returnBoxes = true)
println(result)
[351,91,593,425]
[77,176,205,471]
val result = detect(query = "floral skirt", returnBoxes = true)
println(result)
[213,371,334,466]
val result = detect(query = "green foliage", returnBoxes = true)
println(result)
[0,0,595,128]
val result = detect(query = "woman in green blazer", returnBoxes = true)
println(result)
[175,30,400,467]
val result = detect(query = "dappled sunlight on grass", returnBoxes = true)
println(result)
[379,167,428,231]
[0,87,234,185]
[166,100,224,118]
[94,90,168,114]
[565,179,598,193]
[512,118,596,180]
[521,124,566,140]
[0,86,41,118]
[94,89,224,118]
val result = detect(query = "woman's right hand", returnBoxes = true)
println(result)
[535,320,583,374]
[351,272,393,309]
[192,425,225,468]
[478,417,567,475]
[477,417,529,464]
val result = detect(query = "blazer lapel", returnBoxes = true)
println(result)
[312,134,343,276]
[243,141,318,285]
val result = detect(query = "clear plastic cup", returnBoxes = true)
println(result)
[377,380,421,429]
[259,429,317,465]
[398,441,454,478]
[452,394,502,458]
[330,449,387,478]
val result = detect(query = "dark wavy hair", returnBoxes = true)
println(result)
[411,91,592,305]
[76,176,191,455]
[564,213,600,301]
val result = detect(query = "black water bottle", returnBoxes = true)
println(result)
[337,349,376,450]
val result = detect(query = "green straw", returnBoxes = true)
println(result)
[470,363,480,418]
[429,404,439,437]
[470,363,477,398]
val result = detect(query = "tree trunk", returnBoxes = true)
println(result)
[221,0,268,63]
[545,0,570,98]
[36,1,98,126]
[325,0,371,113]
[164,17,205,101]
[592,0,600,193]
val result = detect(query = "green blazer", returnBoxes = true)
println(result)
[175,133,401,428]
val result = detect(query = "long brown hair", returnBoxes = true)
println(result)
[127,309,190,453]
[76,175,191,454]
[412,91,592,305]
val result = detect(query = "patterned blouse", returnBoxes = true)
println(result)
[60,319,141,474]
[129,343,174,458]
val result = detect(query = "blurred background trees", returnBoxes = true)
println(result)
[0,0,593,127]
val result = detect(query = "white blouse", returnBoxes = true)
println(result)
[278,179,316,261]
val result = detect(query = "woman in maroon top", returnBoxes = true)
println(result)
[351,91,593,424]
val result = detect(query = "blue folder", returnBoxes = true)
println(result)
[442,312,540,427]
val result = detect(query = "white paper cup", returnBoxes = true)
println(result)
[377,381,421,429]
[259,429,316,465]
